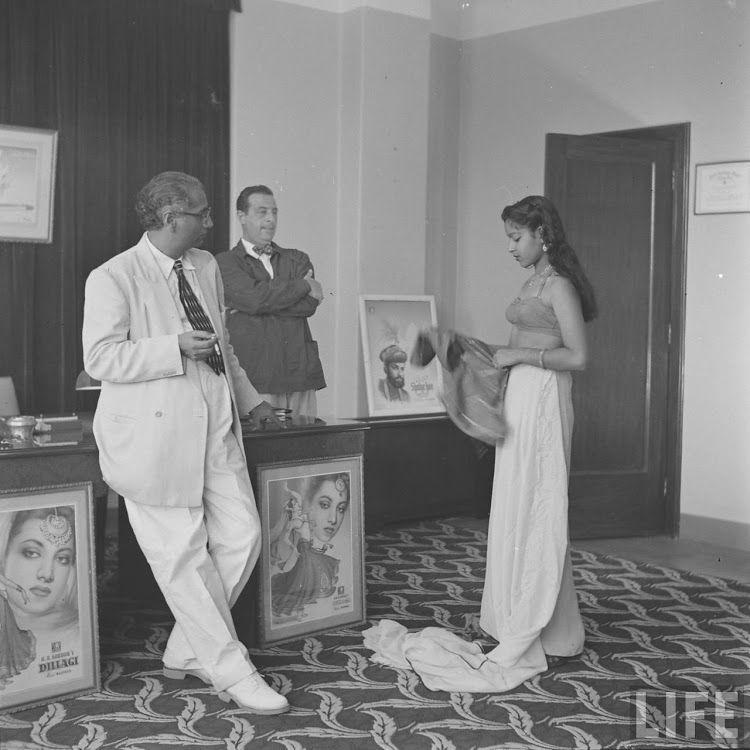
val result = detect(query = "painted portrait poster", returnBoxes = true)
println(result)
[259,458,365,645]
[0,484,99,712]
[359,295,445,417]
[0,126,57,243]
[0,146,38,226]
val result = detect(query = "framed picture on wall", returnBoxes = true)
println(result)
[359,294,445,417]
[694,160,750,214]
[0,482,100,713]
[0,124,58,243]
[257,456,365,646]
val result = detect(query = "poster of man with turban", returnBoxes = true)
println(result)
[358,295,444,417]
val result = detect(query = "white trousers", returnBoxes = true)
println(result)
[124,362,261,691]
[258,389,317,418]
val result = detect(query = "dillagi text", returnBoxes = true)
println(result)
[39,651,79,672]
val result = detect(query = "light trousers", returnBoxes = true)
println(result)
[124,362,261,691]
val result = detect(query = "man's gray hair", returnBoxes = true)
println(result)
[135,171,205,230]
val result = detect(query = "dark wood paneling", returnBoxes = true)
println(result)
[117,420,370,649]
[565,155,655,472]
[546,133,674,539]
[359,415,487,528]
[0,0,232,414]
[596,124,690,537]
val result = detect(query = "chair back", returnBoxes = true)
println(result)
[0,376,20,416]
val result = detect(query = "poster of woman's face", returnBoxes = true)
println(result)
[3,507,76,614]
[0,483,99,712]
[359,294,445,417]
[258,457,365,646]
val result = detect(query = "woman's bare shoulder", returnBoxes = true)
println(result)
[548,274,576,298]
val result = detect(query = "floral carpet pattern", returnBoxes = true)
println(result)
[1,517,749,750]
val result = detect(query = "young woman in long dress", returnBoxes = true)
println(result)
[363,195,597,692]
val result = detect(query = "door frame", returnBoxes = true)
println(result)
[594,123,690,537]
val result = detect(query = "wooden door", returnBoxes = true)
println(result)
[545,133,674,538]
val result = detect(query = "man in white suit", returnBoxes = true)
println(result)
[82,171,289,714]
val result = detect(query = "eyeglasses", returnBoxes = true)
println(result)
[174,206,212,222]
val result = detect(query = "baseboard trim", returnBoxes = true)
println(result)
[680,513,750,551]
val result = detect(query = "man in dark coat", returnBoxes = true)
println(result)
[216,185,325,417]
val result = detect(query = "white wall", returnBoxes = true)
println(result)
[425,32,461,328]
[230,0,340,415]
[231,0,750,537]
[455,0,750,529]
[231,1,431,418]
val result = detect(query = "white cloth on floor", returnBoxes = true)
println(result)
[362,365,584,693]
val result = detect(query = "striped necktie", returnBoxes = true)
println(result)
[173,259,225,376]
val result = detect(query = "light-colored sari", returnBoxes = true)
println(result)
[363,362,584,692]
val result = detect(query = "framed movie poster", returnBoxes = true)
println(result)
[0,482,100,713]
[359,294,445,417]
[257,456,365,646]
[0,125,58,243]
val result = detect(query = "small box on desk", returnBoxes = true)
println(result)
[34,414,84,446]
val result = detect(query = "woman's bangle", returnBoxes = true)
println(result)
[538,349,546,369]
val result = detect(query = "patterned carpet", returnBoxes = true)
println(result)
[1,516,749,750]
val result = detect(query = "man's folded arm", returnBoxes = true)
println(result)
[217,254,313,315]
[274,296,320,317]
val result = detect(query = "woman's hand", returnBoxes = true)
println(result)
[492,347,518,369]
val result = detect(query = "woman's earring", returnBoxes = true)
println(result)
[542,243,548,253]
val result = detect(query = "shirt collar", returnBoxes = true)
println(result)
[241,238,274,259]
[145,233,196,278]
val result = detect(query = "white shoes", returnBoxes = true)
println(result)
[219,672,290,714]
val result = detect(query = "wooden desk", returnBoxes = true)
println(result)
[233,418,367,645]
[0,415,109,569]
[113,414,493,646]
[356,414,493,526]
[117,418,369,620]
[118,414,490,603]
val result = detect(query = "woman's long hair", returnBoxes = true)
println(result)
[501,195,598,321]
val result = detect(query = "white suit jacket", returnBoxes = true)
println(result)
[82,234,263,507]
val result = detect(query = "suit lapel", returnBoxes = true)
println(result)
[133,238,184,331]
[132,240,222,338]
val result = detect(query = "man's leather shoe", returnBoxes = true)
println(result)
[219,672,290,714]
[163,665,211,684]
